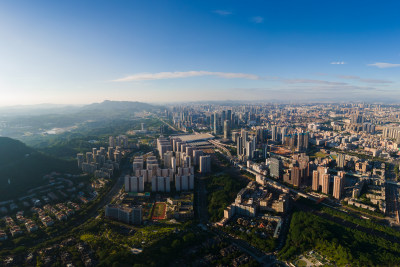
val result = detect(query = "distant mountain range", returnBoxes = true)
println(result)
[0,100,161,117]
[82,100,158,112]
[0,137,79,201]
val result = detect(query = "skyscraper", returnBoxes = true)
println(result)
[224,120,230,139]
[312,170,319,191]
[199,155,211,173]
[246,140,253,160]
[241,129,248,142]
[281,127,287,145]
[221,110,226,122]
[227,109,232,125]
[336,153,345,169]
[193,150,204,166]
[269,158,282,179]
[291,166,301,187]
[125,176,144,192]
[297,132,309,152]
[237,137,243,156]
[322,174,330,194]
[271,126,278,142]
[333,175,344,199]
[213,112,219,135]
[255,128,264,144]
[297,133,304,151]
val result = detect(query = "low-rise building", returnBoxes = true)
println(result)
[105,204,142,225]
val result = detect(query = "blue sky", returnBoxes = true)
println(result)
[0,0,399,105]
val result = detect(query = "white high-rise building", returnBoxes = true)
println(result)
[199,155,211,173]
[175,175,195,191]
[163,151,173,168]
[151,176,171,192]
[193,150,204,166]
[171,157,176,173]
[175,167,195,191]
[125,176,144,192]
[246,140,253,160]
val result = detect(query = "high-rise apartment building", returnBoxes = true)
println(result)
[333,175,344,199]
[175,174,194,191]
[237,137,243,156]
[322,174,330,194]
[125,176,144,192]
[269,158,282,179]
[246,140,253,160]
[271,126,278,142]
[312,170,319,191]
[241,129,248,142]
[281,127,287,145]
[193,150,204,166]
[227,110,232,125]
[151,176,171,192]
[157,137,172,160]
[199,155,211,173]
[223,120,230,139]
[213,112,219,135]
[291,166,301,187]
[336,153,345,169]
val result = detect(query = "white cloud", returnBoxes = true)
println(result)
[338,75,393,84]
[283,79,347,86]
[213,10,232,16]
[338,75,359,79]
[368,62,400,68]
[330,61,346,65]
[305,85,376,91]
[360,78,393,84]
[251,16,264,23]
[114,71,260,82]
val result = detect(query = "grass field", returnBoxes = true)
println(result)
[314,152,327,158]
[296,259,307,267]
[151,202,167,220]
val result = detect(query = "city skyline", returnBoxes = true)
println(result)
[1,0,400,106]
[1,1,400,264]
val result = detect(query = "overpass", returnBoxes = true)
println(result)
[209,139,233,158]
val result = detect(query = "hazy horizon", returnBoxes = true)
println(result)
[1,0,399,106]
[0,98,398,109]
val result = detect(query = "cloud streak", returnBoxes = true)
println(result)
[213,10,232,16]
[283,79,347,85]
[330,61,346,65]
[304,84,376,92]
[368,62,400,68]
[338,75,359,79]
[338,75,393,84]
[251,16,264,23]
[114,71,260,82]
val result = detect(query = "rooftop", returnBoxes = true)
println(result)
[173,133,215,143]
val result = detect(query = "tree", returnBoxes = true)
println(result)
[171,239,181,249]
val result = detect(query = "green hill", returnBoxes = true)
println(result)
[0,137,79,201]
[0,137,34,164]
[81,100,158,112]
